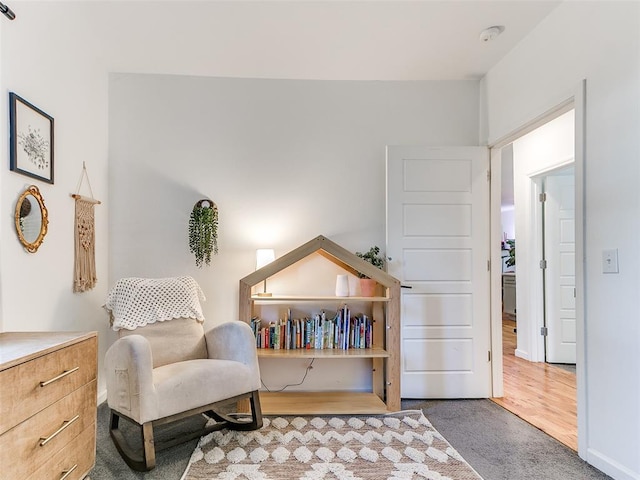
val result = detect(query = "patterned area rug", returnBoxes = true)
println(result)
[181,411,483,479]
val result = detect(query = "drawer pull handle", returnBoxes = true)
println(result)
[39,415,80,446]
[60,464,78,480]
[40,366,80,387]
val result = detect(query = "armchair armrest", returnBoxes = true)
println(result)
[105,335,158,424]
[205,321,260,368]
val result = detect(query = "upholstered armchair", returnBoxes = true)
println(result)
[104,277,262,471]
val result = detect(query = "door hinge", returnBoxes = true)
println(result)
[487,170,491,181]
[539,192,547,202]
[540,326,548,336]
[487,260,491,271]
[488,350,491,362]
[540,259,547,269]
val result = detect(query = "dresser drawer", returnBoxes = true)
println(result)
[0,336,97,434]
[0,380,97,480]
[27,423,96,480]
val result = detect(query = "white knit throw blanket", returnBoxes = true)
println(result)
[105,276,205,331]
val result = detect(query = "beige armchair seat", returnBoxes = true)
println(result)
[104,278,262,471]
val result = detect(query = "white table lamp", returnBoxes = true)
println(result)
[256,248,275,297]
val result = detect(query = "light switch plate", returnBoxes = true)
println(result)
[602,249,619,274]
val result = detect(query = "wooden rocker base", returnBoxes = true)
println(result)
[110,390,263,471]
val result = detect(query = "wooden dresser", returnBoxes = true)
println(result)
[0,332,98,480]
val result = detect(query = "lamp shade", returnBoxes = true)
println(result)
[256,249,275,270]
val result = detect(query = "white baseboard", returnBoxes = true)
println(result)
[514,349,530,361]
[587,448,640,480]
[97,389,107,406]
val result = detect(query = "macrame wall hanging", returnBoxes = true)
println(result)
[71,162,101,292]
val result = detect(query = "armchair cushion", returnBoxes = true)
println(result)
[206,321,261,367]
[118,317,207,368]
[153,359,257,420]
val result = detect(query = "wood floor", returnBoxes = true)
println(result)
[491,318,578,451]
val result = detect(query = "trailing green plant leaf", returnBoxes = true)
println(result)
[505,239,515,267]
[189,202,218,267]
[355,246,385,279]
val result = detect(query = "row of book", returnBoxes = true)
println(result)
[249,305,374,350]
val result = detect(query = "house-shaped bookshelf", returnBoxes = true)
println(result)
[239,234,400,414]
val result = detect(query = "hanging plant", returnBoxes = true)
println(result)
[188,199,218,267]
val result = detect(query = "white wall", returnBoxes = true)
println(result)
[0,5,111,392]
[500,208,515,241]
[482,2,640,479]
[109,73,478,321]
[109,73,479,390]
[511,110,574,362]
[1,3,478,401]
[500,144,515,241]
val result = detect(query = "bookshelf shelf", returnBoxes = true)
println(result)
[251,295,390,303]
[239,235,400,415]
[257,347,389,359]
[259,391,389,415]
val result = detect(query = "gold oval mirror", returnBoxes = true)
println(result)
[15,185,49,253]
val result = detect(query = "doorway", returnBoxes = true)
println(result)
[496,163,578,451]
[491,108,579,450]
[508,109,575,364]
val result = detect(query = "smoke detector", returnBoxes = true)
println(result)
[479,26,505,42]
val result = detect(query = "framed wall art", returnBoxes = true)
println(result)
[9,92,54,184]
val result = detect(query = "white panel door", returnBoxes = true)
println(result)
[544,170,576,364]
[386,146,491,398]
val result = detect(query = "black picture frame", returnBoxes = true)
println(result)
[9,92,54,184]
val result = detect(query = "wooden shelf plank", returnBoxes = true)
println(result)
[258,391,389,415]
[257,348,389,359]
[251,295,390,302]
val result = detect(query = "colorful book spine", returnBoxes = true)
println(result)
[250,307,373,350]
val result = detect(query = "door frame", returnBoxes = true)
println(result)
[488,80,587,457]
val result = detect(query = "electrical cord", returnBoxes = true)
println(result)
[261,358,315,392]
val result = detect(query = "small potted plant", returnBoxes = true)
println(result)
[505,239,515,269]
[188,199,219,267]
[355,246,385,296]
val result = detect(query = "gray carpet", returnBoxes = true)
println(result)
[405,399,610,480]
[550,363,577,374]
[93,403,205,479]
[91,399,610,480]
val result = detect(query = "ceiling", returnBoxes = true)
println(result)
[85,0,563,81]
[273,0,564,80]
[7,1,562,80]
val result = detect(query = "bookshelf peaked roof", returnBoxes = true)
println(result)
[240,235,400,289]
